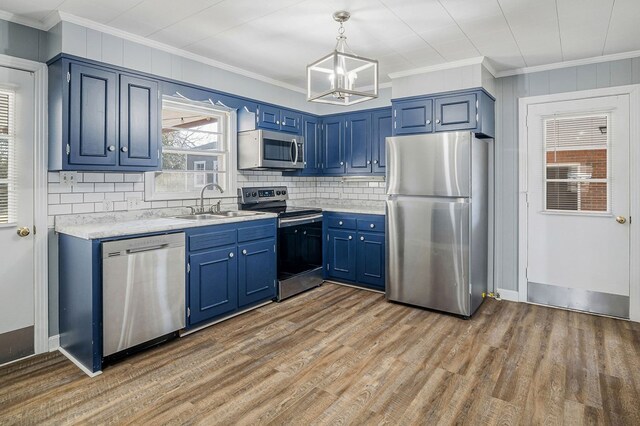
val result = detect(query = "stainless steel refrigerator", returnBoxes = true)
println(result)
[385,131,489,317]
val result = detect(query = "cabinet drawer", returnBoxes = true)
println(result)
[357,217,384,232]
[326,217,357,230]
[237,223,275,242]
[188,229,236,252]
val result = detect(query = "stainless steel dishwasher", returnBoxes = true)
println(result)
[102,233,185,357]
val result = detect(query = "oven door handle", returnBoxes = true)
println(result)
[278,213,323,228]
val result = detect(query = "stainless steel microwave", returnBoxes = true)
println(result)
[238,129,304,170]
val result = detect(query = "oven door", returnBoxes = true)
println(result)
[278,219,323,280]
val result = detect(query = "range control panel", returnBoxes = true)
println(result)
[238,186,288,204]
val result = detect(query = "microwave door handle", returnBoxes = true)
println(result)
[292,138,298,165]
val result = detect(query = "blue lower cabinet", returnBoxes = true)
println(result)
[189,247,238,324]
[356,232,385,289]
[238,238,276,307]
[326,229,357,282]
[186,218,277,327]
[324,213,385,290]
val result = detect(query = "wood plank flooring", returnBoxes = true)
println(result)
[2,283,640,425]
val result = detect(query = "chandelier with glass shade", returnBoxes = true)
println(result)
[306,11,379,106]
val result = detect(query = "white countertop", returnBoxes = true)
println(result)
[55,212,278,240]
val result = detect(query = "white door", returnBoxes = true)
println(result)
[0,66,35,363]
[525,95,630,318]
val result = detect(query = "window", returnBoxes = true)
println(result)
[544,114,609,213]
[0,89,15,224]
[145,97,236,200]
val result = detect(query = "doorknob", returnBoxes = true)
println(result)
[17,227,30,237]
[616,216,627,224]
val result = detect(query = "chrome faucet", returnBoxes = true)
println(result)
[199,183,224,213]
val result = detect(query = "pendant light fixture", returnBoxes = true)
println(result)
[307,11,378,106]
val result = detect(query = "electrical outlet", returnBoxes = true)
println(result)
[127,198,143,210]
[102,200,114,211]
[60,171,78,187]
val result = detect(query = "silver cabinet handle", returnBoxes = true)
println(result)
[435,119,440,124]
[242,249,247,255]
[348,235,353,240]
[229,252,234,258]
[427,119,431,124]
[303,230,307,235]
[121,146,128,152]
[339,221,343,225]
[360,236,364,241]
[370,223,375,228]
[367,160,371,165]
[276,120,280,125]
[108,145,116,152]
[373,160,378,164]
[340,161,344,166]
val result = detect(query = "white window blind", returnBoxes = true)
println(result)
[544,114,609,212]
[0,89,16,224]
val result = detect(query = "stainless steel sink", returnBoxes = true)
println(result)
[173,211,263,221]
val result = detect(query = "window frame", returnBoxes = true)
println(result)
[145,97,237,201]
[542,113,611,214]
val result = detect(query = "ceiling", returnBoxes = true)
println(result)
[2,0,640,89]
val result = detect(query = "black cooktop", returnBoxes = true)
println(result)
[255,206,322,218]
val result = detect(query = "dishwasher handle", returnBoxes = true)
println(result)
[126,243,170,254]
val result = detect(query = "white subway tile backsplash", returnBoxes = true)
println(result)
[94,183,115,192]
[124,173,143,183]
[48,183,72,194]
[71,183,95,193]
[49,204,72,215]
[48,194,60,204]
[84,192,105,202]
[83,173,104,183]
[60,193,84,204]
[114,183,134,192]
[104,192,125,201]
[72,203,94,214]
[104,173,124,183]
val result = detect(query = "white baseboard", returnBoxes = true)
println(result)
[48,335,60,352]
[58,347,102,378]
[497,288,520,302]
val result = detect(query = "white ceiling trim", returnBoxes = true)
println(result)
[54,11,308,94]
[388,57,495,80]
[0,8,49,31]
[495,49,640,78]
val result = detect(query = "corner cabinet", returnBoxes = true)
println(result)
[186,219,277,328]
[48,56,161,171]
[392,89,495,138]
[324,212,385,291]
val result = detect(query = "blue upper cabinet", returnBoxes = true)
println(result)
[256,104,301,134]
[345,112,372,174]
[434,93,477,132]
[119,74,160,168]
[300,115,320,175]
[392,88,495,138]
[48,57,162,171]
[393,98,433,135]
[371,108,391,174]
[68,63,118,167]
[322,116,345,174]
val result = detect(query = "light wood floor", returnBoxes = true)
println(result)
[2,283,640,425]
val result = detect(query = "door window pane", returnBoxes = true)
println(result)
[544,115,609,212]
[0,90,15,224]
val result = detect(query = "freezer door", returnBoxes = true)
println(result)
[386,196,470,315]
[386,132,470,197]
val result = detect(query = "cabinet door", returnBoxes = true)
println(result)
[300,116,319,174]
[327,229,357,281]
[345,112,371,174]
[434,93,477,132]
[394,99,433,135]
[238,239,276,307]
[372,109,392,173]
[322,117,345,174]
[119,75,160,168]
[68,63,118,166]
[357,232,385,289]
[257,104,280,130]
[189,247,238,324]
[280,110,301,134]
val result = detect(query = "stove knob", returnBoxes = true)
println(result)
[252,192,257,197]
[245,192,251,197]
[282,190,287,195]
[276,191,281,195]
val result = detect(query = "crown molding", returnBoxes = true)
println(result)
[0,9,50,31]
[388,56,489,80]
[495,50,640,78]
[55,12,309,94]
